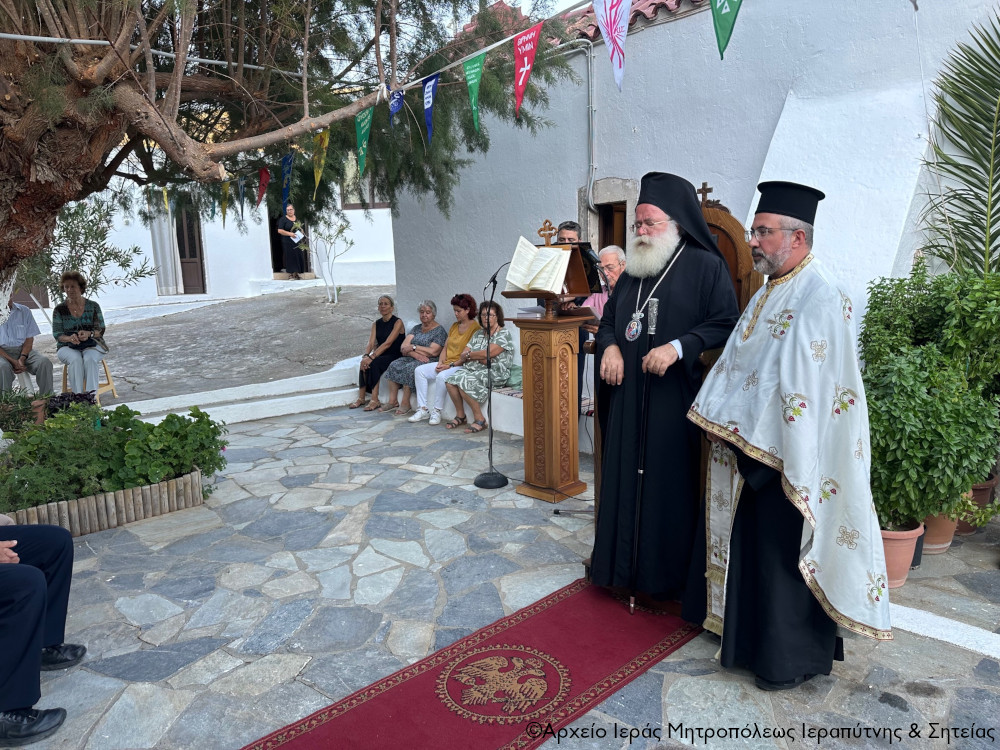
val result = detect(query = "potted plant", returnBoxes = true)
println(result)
[921,14,1000,526]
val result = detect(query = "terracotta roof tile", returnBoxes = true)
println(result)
[564,0,706,41]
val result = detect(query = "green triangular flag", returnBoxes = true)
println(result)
[463,52,486,132]
[356,107,374,174]
[711,0,743,60]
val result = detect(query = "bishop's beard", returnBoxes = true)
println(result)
[626,223,682,278]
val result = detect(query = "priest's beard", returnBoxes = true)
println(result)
[627,223,682,278]
[752,235,795,276]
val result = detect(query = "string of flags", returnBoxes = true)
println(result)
[151,3,744,215]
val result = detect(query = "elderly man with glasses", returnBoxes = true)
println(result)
[590,172,739,612]
[685,181,891,691]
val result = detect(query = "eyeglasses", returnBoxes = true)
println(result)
[630,220,669,233]
[599,261,623,272]
[745,226,796,242]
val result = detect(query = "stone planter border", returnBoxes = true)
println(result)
[9,469,203,537]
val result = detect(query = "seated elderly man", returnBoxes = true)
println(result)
[0,520,86,746]
[0,300,53,394]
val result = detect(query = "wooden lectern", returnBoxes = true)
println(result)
[502,221,591,502]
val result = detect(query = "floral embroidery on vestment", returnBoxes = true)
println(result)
[833,386,858,416]
[854,439,864,460]
[819,477,840,503]
[841,291,853,321]
[742,370,758,391]
[781,393,808,424]
[766,309,795,339]
[866,571,886,604]
[713,357,727,376]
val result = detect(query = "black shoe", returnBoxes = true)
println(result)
[40,643,86,671]
[0,708,67,746]
[754,673,814,691]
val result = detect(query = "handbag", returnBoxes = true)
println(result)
[67,329,109,353]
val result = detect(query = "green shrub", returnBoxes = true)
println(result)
[867,346,1000,528]
[0,388,37,434]
[0,405,227,513]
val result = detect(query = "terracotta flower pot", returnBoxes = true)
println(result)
[882,523,924,589]
[922,513,958,554]
[31,399,47,425]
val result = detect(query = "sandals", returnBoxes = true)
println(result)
[465,419,488,434]
[394,406,412,416]
[348,398,367,409]
[379,402,400,413]
[445,416,468,430]
[363,400,382,412]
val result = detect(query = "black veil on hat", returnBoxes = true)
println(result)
[755,181,825,224]
[636,172,723,259]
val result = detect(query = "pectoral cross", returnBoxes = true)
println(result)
[697,182,713,207]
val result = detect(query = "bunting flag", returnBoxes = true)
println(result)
[463,53,486,132]
[221,181,230,227]
[514,22,543,117]
[356,107,374,174]
[237,175,247,219]
[280,152,294,210]
[422,74,440,142]
[313,130,330,200]
[710,0,743,59]
[161,186,169,213]
[389,89,404,127]
[256,168,271,208]
[594,0,629,90]
[209,197,216,220]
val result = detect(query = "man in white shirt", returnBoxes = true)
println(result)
[0,301,54,394]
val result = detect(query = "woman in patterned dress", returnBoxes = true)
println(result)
[444,301,514,433]
[382,300,447,415]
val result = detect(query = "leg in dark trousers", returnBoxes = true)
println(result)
[0,525,74,711]
[720,461,842,685]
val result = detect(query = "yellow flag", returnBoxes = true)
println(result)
[162,186,169,213]
[221,181,230,227]
[313,130,330,201]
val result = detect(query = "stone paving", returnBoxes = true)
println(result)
[27,404,1000,750]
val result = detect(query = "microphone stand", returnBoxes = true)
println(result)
[474,263,510,490]
[628,297,659,615]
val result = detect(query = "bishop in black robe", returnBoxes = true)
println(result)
[590,173,739,601]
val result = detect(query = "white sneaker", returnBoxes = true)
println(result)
[428,409,442,426]
[408,408,429,423]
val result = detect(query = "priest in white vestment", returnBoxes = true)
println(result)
[685,181,892,691]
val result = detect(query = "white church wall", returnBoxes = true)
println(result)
[93,203,394,311]
[393,0,998,324]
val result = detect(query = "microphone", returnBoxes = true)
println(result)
[486,261,511,291]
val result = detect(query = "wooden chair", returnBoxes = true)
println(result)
[62,360,118,406]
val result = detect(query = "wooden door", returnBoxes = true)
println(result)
[175,209,206,294]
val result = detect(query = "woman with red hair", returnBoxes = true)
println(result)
[408,293,479,425]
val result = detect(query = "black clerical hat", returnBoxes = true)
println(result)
[636,172,721,257]
[755,181,825,225]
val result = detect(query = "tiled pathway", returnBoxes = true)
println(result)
[31,407,1000,749]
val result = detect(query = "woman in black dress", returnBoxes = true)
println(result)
[276,203,306,279]
[349,295,405,410]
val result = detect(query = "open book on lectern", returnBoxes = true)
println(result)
[504,236,572,294]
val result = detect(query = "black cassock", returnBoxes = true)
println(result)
[591,246,738,599]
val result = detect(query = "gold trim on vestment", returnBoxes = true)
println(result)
[688,407,893,641]
[740,254,814,341]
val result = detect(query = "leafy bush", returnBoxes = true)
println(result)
[867,346,1000,529]
[0,389,37,434]
[0,405,227,512]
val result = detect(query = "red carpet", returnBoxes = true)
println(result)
[243,579,700,750]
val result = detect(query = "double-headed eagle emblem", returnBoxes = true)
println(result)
[452,655,548,713]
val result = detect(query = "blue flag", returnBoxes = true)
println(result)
[281,152,294,210]
[237,175,246,219]
[422,74,439,143]
[389,89,404,127]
